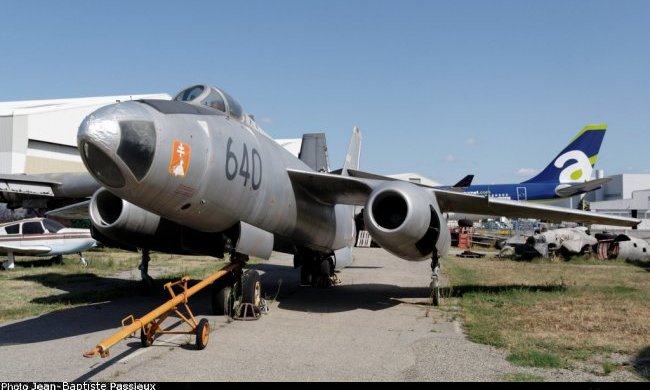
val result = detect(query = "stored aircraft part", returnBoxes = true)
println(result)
[456,250,485,258]
[614,234,650,261]
[83,261,242,358]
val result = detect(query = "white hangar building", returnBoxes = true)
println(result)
[0,93,171,174]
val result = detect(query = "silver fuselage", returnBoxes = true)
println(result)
[78,100,355,253]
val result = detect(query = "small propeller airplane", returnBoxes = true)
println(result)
[0,217,96,269]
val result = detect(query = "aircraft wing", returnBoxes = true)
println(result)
[0,244,51,255]
[555,178,611,197]
[287,169,372,204]
[45,200,91,219]
[287,169,640,227]
[431,188,638,227]
[0,172,99,209]
[0,174,59,197]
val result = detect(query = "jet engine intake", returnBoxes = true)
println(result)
[363,181,450,260]
[88,188,225,257]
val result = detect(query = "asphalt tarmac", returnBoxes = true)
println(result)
[0,248,641,382]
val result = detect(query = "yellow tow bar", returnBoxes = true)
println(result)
[83,261,241,358]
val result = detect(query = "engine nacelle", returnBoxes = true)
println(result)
[89,188,274,259]
[363,181,450,261]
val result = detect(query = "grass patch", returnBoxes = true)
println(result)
[443,254,650,370]
[501,373,545,382]
[601,361,618,376]
[507,349,565,368]
[0,249,227,323]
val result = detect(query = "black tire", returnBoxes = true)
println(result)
[211,283,233,316]
[319,258,332,276]
[195,318,209,350]
[140,327,152,347]
[300,265,311,286]
[458,219,474,228]
[430,280,440,306]
[241,270,261,306]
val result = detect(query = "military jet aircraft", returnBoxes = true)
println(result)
[71,83,638,306]
[0,217,96,269]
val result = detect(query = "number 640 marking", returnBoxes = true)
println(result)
[225,137,262,190]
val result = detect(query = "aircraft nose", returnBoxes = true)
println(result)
[78,102,157,189]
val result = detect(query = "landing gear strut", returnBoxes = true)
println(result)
[430,251,441,306]
[78,252,87,267]
[2,253,15,270]
[138,248,154,288]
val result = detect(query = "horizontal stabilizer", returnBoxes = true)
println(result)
[46,200,91,220]
[555,178,611,197]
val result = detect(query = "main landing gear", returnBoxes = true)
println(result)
[295,251,336,287]
[430,252,441,306]
[138,248,154,288]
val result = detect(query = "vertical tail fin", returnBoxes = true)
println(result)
[451,174,474,188]
[522,124,606,184]
[341,126,362,177]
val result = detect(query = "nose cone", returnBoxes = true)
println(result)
[78,102,157,189]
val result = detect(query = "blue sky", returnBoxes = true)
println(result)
[1,1,649,184]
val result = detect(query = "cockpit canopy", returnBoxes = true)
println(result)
[174,84,244,120]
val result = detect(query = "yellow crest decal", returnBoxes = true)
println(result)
[168,140,191,177]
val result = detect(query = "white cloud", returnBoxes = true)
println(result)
[465,137,478,146]
[517,168,539,177]
[260,117,272,124]
[444,154,459,163]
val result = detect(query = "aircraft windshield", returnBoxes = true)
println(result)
[173,85,204,102]
[174,85,244,120]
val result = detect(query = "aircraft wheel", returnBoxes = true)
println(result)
[195,319,209,350]
[300,265,311,286]
[211,283,234,316]
[140,326,153,347]
[241,270,261,306]
[430,280,440,306]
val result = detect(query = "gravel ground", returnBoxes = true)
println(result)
[0,248,644,382]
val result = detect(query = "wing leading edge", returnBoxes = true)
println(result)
[287,169,639,227]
